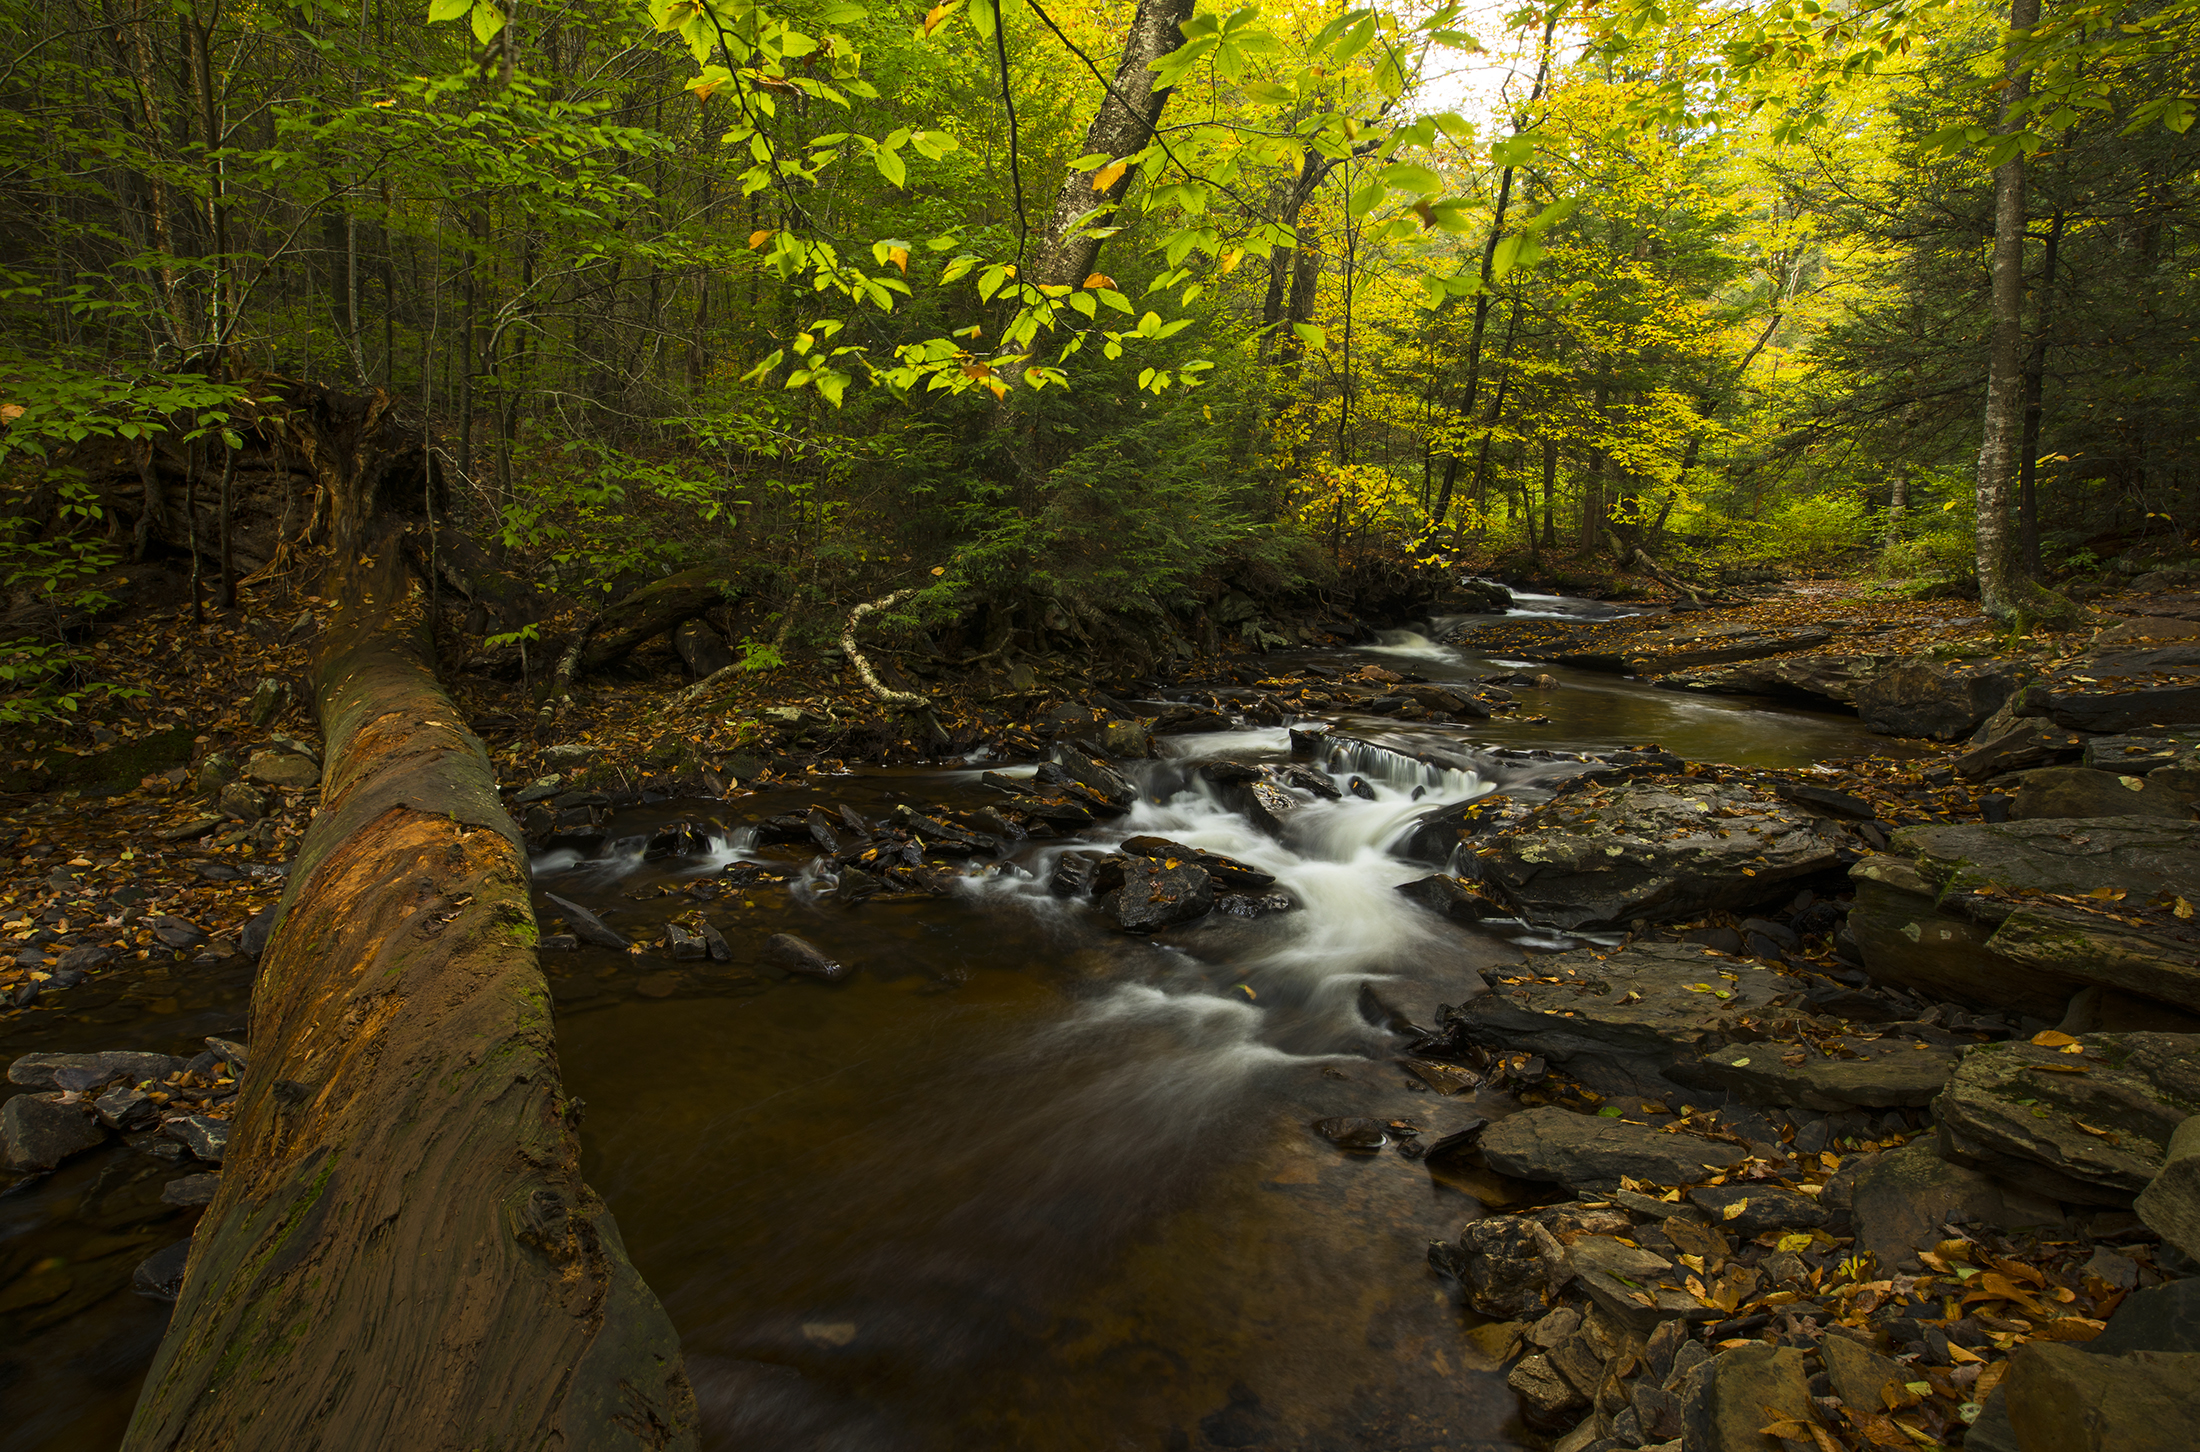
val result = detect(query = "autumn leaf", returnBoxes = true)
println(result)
[1090,159,1130,191]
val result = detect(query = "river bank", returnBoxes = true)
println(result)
[3,570,2198,1449]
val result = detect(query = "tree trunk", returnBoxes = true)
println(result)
[1029,0,1197,289]
[2017,208,2064,575]
[1975,0,2041,619]
[124,526,695,1450]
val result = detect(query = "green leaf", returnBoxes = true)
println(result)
[1291,321,1326,349]
[1378,162,1443,194]
[1491,135,1533,168]
[875,146,906,187]
[427,0,469,20]
[1346,177,1384,217]
[469,0,505,42]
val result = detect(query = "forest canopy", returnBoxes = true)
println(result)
[3,0,2197,716]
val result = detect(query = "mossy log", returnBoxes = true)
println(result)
[122,537,695,1451]
[578,564,733,671]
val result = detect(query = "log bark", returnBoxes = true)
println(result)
[122,537,695,1451]
[579,565,731,671]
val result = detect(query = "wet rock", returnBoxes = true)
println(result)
[1436,943,1790,1099]
[248,676,290,727]
[1397,792,1529,865]
[9,1050,183,1089]
[1958,724,2091,782]
[244,749,320,790]
[2042,646,2200,733]
[1118,835,1275,889]
[1310,1116,1388,1151]
[163,1114,229,1163]
[1686,1184,1826,1238]
[512,775,564,805]
[1098,856,1215,932]
[1450,1213,1572,1318]
[1847,821,2200,1019]
[239,905,278,958]
[1682,1039,1959,1110]
[2007,764,2194,820]
[195,752,238,796]
[698,919,731,962]
[93,1084,155,1130]
[540,742,600,769]
[1214,890,1294,917]
[53,943,114,975]
[662,924,706,961]
[1098,719,1151,758]
[1506,1352,1588,1425]
[160,1172,221,1207]
[1656,652,1894,706]
[1932,1032,2200,1201]
[1680,1345,1814,1452]
[541,892,629,950]
[1049,850,1107,897]
[1837,1142,2061,1265]
[1396,873,1504,923]
[216,780,274,821]
[1770,782,1874,820]
[2136,1114,2200,1258]
[1,1092,108,1170]
[1483,781,1843,931]
[1218,777,1300,839]
[765,933,849,982]
[2003,1341,2200,1449]
[1479,1107,1747,1191]
[1050,743,1137,807]
[133,1239,192,1301]
[1856,657,2027,740]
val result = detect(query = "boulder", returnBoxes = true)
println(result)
[1679,1345,1814,1452]
[2007,765,2193,820]
[1,1092,108,1170]
[2002,1342,2200,1451]
[243,749,321,790]
[1395,873,1505,923]
[1932,1032,2200,1201]
[1117,835,1273,888]
[1449,1213,1571,1318]
[1217,777,1300,839]
[1395,792,1529,865]
[1437,943,1791,1099]
[765,933,849,982]
[540,892,629,950]
[1050,743,1138,807]
[1681,1039,1960,1111]
[2135,1114,2200,1258]
[1819,1336,1911,1420]
[1478,1107,1747,1191]
[1957,725,2091,782]
[1482,781,1845,931]
[216,780,274,821]
[8,1049,184,1089]
[163,1113,229,1163]
[1098,857,1215,932]
[1655,651,1894,706]
[2042,647,2200,733]
[673,618,735,678]
[1847,821,2200,1020]
[1855,657,2027,740]
[1686,1184,1826,1238]
[1835,1143,2062,1267]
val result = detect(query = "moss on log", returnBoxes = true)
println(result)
[122,539,696,1451]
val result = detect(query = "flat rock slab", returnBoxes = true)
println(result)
[1932,1032,2200,1199]
[1445,943,1792,1098]
[1620,624,1835,673]
[1856,658,2026,741]
[243,749,321,789]
[1479,1106,1747,1191]
[1837,1142,2063,1267]
[1099,857,1215,931]
[1681,1039,1960,1111]
[2003,1342,2200,1449]
[1484,781,1844,930]
[1656,651,1894,706]
[2043,647,2200,733]
[2007,765,2194,820]
[1681,1344,1814,1452]
[9,1050,184,1089]
[1,1092,108,1171]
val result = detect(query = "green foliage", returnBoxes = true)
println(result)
[737,637,787,671]
[1767,492,1874,572]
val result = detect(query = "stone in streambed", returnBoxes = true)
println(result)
[1958,724,2089,782]
[1434,942,1789,1099]
[1856,657,2027,740]
[1478,1106,1746,1192]
[1396,873,1504,923]
[1117,835,1273,888]
[1050,743,1137,807]
[662,924,706,961]
[160,1172,221,1207]
[2136,1114,2200,1258]
[1686,1184,1826,1238]
[133,1239,192,1301]
[1446,1214,1572,1318]
[1681,1039,1959,1110]
[1681,1345,1815,1452]
[541,892,629,950]
[2001,1342,2200,1451]
[8,1050,185,1089]
[1482,780,1842,930]
[1835,1142,2061,1267]
[1310,1116,1388,1151]
[1,1092,108,1171]
[1933,1032,2200,1202]
[1098,856,1214,932]
[765,933,849,982]
[2042,647,2200,733]
[2007,765,2195,820]
[164,1114,229,1164]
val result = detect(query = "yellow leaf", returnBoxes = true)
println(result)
[1091,159,1130,191]
[888,246,909,274]
[929,566,945,576]
[1083,273,1115,289]
[2177,896,2195,919]
[748,229,774,249]
[921,1,954,35]
[2030,1029,2079,1047]
[1778,1232,1815,1252]
[1722,1198,1749,1220]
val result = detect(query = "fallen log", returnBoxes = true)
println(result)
[123,536,695,1450]
[579,564,731,671]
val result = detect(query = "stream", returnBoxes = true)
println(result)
[0,597,1908,1452]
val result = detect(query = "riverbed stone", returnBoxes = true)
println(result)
[133,1239,192,1301]
[764,933,849,982]
[1957,724,2092,782]
[2135,1115,2200,1257]
[1396,873,1504,923]
[1452,1213,1572,1318]
[1679,1344,1814,1452]
[1855,657,2028,740]
[1482,780,1844,930]
[2042,647,2200,733]
[1479,1107,1747,1191]
[1099,856,1215,932]
[1835,1143,2060,1266]
[160,1172,221,1207]
[1,1092,107,1170]
[1931,1032,2200,1201]
[1118,835,1273,888]
[8,1050,183,1090]
[1681,1039,1960,1111]
[1655,651,1894,706]
[1050,743,1137,806]
[163,1113,228,1164]
[2002,1342,2200,1451]
[2007,765,2194,820]
[1439,943,1791,1098]
[540,892,629,950]
[1820,1336,1910,1418]
[1618,622,1836,674]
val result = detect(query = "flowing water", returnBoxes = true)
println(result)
[0,597,1908,1452]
